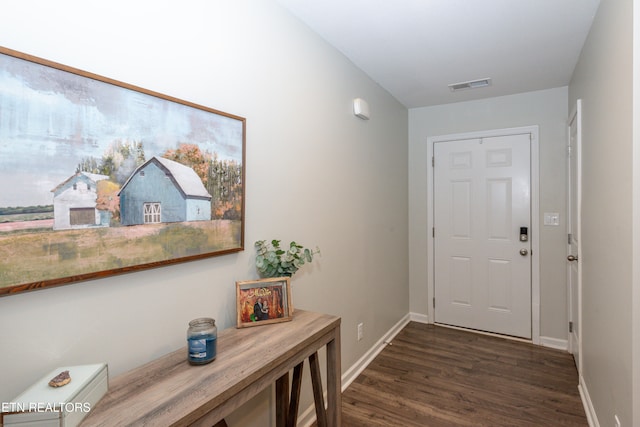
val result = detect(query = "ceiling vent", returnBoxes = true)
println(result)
[448,78,492,92]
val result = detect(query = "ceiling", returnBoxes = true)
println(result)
[276,0,600,108]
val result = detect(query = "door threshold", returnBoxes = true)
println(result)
[434,322,533,344]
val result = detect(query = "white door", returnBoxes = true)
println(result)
[434,134,532,338]
[567,101,582,370]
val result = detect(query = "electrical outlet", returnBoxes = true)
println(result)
[357,323,364,341]
[614,415,621,427]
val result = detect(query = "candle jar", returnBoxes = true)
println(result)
[187,318,217,365]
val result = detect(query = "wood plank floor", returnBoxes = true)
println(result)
[339,322,587,426]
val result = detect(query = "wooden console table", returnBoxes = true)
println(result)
[81,310,341,427]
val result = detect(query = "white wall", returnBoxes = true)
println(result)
[0,1,409,425]
[408,87,569,341]
[569,0,635,424]
[634,0,640,424]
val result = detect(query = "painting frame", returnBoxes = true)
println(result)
[0,46,246,297]
[236,277,293,328]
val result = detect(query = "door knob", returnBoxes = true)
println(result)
[519,248,528,256]
[567,254,578,262]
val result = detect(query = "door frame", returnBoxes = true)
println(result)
[426,125,540,344]
[567,100,583,372]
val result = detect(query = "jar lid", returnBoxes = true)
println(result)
[189,317,215,327]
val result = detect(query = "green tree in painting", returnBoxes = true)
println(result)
[76,139,146,184]
[208,153,242,220]
[103,139,146,184]
[75,157,101,174]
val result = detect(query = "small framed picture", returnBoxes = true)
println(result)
[236,277,293,328]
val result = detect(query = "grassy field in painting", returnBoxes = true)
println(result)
[0,220,241,290]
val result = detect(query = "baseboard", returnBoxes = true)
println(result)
[409,312,430,324]
[539,336,569,351]
[579,375,600,427]
[298,313,411,427]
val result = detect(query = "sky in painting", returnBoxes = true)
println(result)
[0,52,244,207]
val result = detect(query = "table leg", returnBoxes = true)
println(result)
[309,351,328,427]
[276,372,289,427]
[326,328,342,426]
[287,362,304,427]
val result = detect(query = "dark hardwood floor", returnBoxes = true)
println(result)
[339,322,587,426]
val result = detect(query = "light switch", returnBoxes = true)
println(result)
[544,212,560,226]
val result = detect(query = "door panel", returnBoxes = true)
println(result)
[451,256,472,305]
[451,181,471,237]
[434,134,531,338]
[488,258,511,311]
[487,178,511,238]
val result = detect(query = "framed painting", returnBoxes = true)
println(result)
[236,278,293,328]
[0,46,245,296]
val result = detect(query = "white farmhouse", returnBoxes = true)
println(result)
[51,172,110,230]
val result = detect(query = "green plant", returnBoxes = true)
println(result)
[255,239,320,278]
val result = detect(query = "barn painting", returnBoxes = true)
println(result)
[0,47,245,296]
[119,157,212,226]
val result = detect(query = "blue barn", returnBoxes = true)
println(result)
[119,156,212,226]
